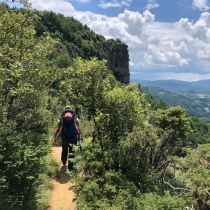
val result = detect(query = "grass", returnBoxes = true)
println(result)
[35,174,53,210]
[46,156,60,178]
[34,152,59,209]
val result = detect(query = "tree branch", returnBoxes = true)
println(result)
[163,172,192,195]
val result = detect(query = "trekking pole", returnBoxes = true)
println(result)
[76,137,83,151]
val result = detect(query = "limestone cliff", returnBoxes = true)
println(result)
[98,41,130,85]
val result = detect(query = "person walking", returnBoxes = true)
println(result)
[52,105,80,170]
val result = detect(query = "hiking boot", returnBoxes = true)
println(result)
[68,167,73,171]
[68,165,73,171]
[68,161,74,170]
[62,161,66,166]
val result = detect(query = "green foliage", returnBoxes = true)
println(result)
[145,93,167,110]
[2,2,210,209]
[0,1,57,208]
[33,174,53,210]
[44,154,59,177]
[0,125,51,209]
[165,144,210,209]
[185,116,210,147]
[35,10,105,63]
[152,106,191,139]
[60,57,112,117]
[118,106,191,192]
[68,58,194,209]
[139,191,187,209]
[34,10,125,85]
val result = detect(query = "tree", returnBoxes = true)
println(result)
[65,63,192,208]
[166,144,210,209]
[114,106,190,192]
[0,1,55,209]
[59,57,112,116]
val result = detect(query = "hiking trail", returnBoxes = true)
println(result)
[48,146,77,210]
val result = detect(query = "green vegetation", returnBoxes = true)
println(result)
[69,60,210,209]
[0,1,59,209]
[1,1,210,209]
[142,86,210,122]
[34,9,123,71]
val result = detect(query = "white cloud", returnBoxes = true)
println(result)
[130,71,210,81]
[121,0,132,7]
[145,0,159,10]
[176,13,210,41]
[26,0,210,81]
[99,0,132,9]
[29,0,75,15]
[196,42,210,59]
[76,0,90,3]
[118,10,154,36]
[173,13,210,62]
[99,1,120,9]
[193,0,210,11]
[73,9,154,50]
[144,45,190,67]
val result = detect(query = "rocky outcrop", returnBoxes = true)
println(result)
[98,41,130,84]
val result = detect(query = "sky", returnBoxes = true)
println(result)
[3,0,210,82]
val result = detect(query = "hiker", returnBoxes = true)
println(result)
[52,105,80,170]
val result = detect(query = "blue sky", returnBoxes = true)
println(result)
[3,0,210,82]
[72,0,202,23]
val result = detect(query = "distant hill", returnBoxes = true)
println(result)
[136,80,210,122]
[140,85,210,122]
[192,80,210,88]
[131,79,210,99]
[131,79,210,88]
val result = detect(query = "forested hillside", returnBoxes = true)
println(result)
[1,1,210,210]
[34,9,130,84]
[142,86,210,122]
[134,79,210,98]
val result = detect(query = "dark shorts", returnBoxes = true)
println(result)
[61,136,77,146]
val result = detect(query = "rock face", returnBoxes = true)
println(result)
[99,41,130,84]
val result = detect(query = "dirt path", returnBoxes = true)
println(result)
[48,146,77,210]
